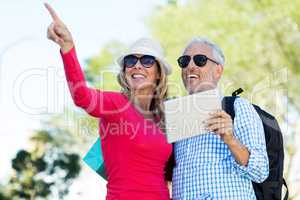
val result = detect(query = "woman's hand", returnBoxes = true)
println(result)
[44,3,74,53]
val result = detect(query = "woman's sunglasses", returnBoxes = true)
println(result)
[123,54,156,68]
[177,54,219,68]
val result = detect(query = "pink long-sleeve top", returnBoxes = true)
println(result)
[60,47,172,200]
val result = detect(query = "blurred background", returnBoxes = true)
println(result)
[0,0,299,199]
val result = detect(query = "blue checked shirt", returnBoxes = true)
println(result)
[172,97,269,200]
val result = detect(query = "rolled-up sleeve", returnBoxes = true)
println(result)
[231,98,269,183]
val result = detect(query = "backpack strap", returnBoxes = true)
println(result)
[221,88,244,119]
[232,88,244,96]
[283,178,289,200]
[222,96,238,119]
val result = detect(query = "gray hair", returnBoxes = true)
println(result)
[183,37,225,66]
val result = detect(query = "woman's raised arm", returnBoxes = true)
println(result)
[45,3,118,118]
[45,3,74,53]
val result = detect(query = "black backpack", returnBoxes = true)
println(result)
[222,88,288,200]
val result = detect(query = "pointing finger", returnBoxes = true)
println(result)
[44,3,62,23]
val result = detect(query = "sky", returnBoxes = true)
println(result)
[0,0,170,199]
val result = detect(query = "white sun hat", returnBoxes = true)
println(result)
[116,38,172,75]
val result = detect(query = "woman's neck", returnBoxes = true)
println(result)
[131,88,154,117]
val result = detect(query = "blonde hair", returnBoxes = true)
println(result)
[117,62,168,131]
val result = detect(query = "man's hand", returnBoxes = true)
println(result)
[205,110,250,166]
[205,110,234,144]
[44,3,74,53]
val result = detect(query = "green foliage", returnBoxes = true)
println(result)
[149,0,300,116]
[167,0,178,6]
[0,130,81,200]
[84,41,126,91]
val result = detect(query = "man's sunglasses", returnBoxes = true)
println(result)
[123,54,156,68]
[177,54,219,68]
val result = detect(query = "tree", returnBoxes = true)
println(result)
[84,40,126,91]
[0,130,81,200]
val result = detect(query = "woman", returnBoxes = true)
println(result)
[45,3,173,200]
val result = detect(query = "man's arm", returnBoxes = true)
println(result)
[205,98,269,183]
[205,110,250,166]
[225,136,249,166]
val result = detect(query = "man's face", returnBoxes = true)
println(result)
[181,43,223,94]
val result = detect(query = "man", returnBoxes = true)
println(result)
[172,37,269,200]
